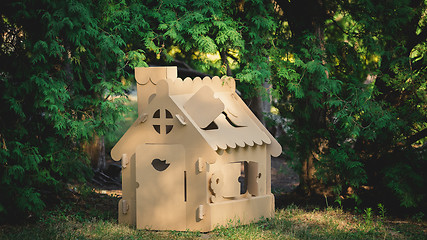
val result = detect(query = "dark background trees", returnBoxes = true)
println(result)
[1,0,426,221]
[0,0,130,221]
[273,0,426,210]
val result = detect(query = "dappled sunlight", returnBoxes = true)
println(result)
[272,206,412,239]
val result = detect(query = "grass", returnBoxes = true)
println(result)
[0,189,425,240]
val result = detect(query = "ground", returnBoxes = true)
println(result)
[271,157,299,194]
[1,158,426,239]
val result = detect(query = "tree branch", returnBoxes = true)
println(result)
[407,25,427,56]
[406,128,427,146]
[405,1,427,55]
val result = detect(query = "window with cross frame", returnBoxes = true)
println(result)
[152,109,174,134]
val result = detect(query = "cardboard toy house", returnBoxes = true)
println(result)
[111,67,282,231]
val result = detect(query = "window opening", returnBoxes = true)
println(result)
[153,125,161,134]
[222,111,245,128]
[151,158,170,171]
[202,121,219,130]
[152,108,174,134]
[165,109,173,118]
[166,125,173,134]
[238,161,248,194]
[184,171,187,202]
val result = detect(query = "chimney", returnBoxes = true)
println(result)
[134,67,177,116]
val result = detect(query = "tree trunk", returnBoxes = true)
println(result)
[83,134,106,171]
[248,94,266,125]
[299,152,316,195]
[299,139,331,196]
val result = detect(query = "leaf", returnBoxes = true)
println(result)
[287,82,305,98]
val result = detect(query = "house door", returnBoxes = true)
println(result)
[135,144,186,230]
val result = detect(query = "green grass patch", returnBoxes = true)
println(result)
[1,191,425,240]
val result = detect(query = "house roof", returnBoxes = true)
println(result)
[111,74,282,161]
[164,76,281,155]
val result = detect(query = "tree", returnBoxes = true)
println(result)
[0,0,250,221]
[271,0,427,207]
[132,0,427,208]
[0,0,129,221]
[1,0,425,222]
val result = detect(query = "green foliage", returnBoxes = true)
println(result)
[0,0,129,221]
[364,207,373,225]
[378,203,386,221]
[269,0,427,208]
[0,0,268,221]
[1,0,425,222]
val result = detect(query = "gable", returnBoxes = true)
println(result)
[111,80,213,161]
[112,72,282,160]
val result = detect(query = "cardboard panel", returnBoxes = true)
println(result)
[231,95,282,157]
[118,153,137,226]
[184,86,224,128]
[135,67,177,116]
[209,194,274,230]
[135,66,177,85]
[209,171,224,203]
[135,144,186,230]
[222,162,242,198]
[248,161,260,196]
[197,112,270,151]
